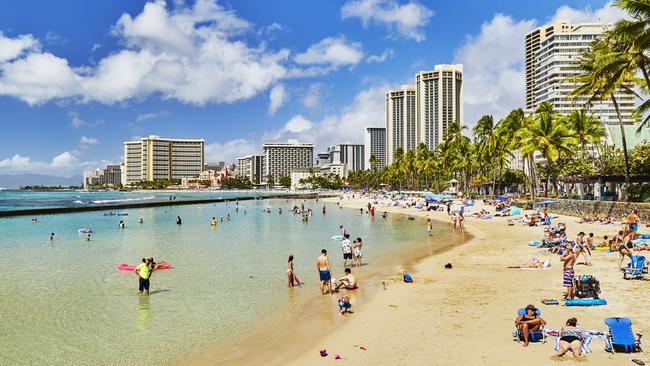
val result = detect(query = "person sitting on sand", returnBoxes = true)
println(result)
[515,304,546,347]
[338,296,351,316]
[554,318,584,358]
[335,268,358,291]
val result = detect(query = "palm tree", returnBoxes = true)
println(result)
[570,40,638,185]
[607,0,650,130]
[369,154,380,172]
[520,102,578,195]
[500,109,537,196]
[565,110,606,157]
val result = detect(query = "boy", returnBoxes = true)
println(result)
[338,296,351,317]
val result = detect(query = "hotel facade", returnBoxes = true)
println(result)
[262,139,314,182]
[525,20,637,124]
[122,135,204,185]
[235,155,264,185]
[363,126,386,170]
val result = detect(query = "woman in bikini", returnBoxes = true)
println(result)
[287,255,295,287]
[514,304,546,347]
[554,317,583,357]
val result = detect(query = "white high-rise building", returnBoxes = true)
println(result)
[363,127,386,170]
[326,143,365,172]
[525,20,637,124]
[386,84,416,164]
[262,139,314,182]
[416,64,463,149]
[235,155,264,185]
[122,135,204,185]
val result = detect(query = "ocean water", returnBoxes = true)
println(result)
[0,190,284,211]
[0,198,454,365]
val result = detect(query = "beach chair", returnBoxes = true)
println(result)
[623,256,648,280]
[604,317,642,353]
[514,308,546,344]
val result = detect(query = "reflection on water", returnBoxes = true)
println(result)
[138,294,151,329]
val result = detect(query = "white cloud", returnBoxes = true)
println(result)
[0,33,38,62]
[366,48,394,63]
[91,43,102,52]
[268,84,287,114]
[294,35,363,68]
[205,138,258,163]
[69,111,103,128]
[0,150,107,177]
[301,83,324,110]
[454,14,535,126]
[80,136,99,145]
[265,84,387,151]
[135,110,169,122]
[0,0,289,106]
[341,0,433,42]
[550,1,624,24]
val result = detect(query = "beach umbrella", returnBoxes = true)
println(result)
[426,198,439,203]
[495,196,508,201]
[511,206,522,216]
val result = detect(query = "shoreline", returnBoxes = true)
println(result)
[182,198,471,366]
[0,192,334,217]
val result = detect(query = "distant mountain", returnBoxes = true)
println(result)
[0,174,83,189]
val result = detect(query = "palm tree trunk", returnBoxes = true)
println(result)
[639,58,650,92]
[611,95,631,186]
[528,154,537,199]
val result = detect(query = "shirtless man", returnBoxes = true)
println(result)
[628,210,640,234]
[560,247,577,300]
[335,268,357,291]
[317,249,332,295]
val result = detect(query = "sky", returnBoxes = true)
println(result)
[0,0,625,177]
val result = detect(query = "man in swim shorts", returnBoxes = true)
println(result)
[135,258,151,295]
[628,210,639,234]
[560,247,577,299]
[341,234,353,268]
[317,249,332,295]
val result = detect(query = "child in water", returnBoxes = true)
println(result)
[338,296,351,317]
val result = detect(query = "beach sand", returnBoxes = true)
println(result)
[279,196,649,366]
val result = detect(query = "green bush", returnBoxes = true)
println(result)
[627,183,650,203]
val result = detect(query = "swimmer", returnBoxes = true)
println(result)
[210,217,217,226]
[49,233,55,241]
[86,233,91,241]
[139,218,144,224]
[119,220,125,229]
[220,216,224,222]
[176,216,182,225]
[31,218,38,223]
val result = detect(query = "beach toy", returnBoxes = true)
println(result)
[403,273,413,283]
[541,299,559,305]
[334,354,343,360]
[319,350,328,357]
[117,262,173,271]
[78,228,94,234]
[594,247,610,251]
[528,240,542,246]
[330,235,343,241]
[565,298,607,306]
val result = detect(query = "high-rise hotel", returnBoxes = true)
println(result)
[262,139,313,182]
[363,127,386,170]
[525,20,637,124]
[122,135,204,185]
[386,64,463,163]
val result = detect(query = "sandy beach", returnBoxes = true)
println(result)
[277,195,649,366]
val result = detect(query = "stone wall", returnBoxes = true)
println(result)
[537,199,650,222]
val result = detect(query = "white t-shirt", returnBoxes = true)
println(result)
[341,239,352,254]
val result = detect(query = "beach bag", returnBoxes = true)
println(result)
[403,273,413,283]
[574,275,600,299]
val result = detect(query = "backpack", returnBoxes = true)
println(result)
[403,273,413,283]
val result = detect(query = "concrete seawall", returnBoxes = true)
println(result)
[539,199,650,222]
[0,192,335,218]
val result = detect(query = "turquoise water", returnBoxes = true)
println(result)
[0,190,285,211]
[0,198,450,365]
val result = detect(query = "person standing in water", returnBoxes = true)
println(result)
[427,218,433,236]
[322,205,326,214]
[135,258,151,295]
[176,216,182,225]
[341,234,353,268]
[287,255,296,287]
[119,220,125,229]
[317,249,332,295]
[49,233,55,241]
[139,218,144,224]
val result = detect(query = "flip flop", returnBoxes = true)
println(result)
[319,350,328,357]
[632,360,645,365]
[334,354,343,360]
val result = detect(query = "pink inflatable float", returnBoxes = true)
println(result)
[117,262,172,271]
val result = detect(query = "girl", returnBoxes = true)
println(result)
[287,255,295,287]
[353,238,363,267]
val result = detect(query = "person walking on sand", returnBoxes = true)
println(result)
[458,212,465,229]
[287,255,296,287]
[561,247,577,300]
[135,258,152,295]
[427,218,433,236]
[575,232,591,265]
[317,249,332,295]
[341,234,353,268]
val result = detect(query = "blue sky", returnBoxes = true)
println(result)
[0,0,621,177]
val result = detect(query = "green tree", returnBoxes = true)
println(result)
[266,174,275,186]
[565,110,606,157]
[279,176,291,188]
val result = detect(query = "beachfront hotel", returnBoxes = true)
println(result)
[326,143,365,172]
[235,155,264,185]
[525,20,637,124]
[386,64,464,163]
[363,127,386,170]
[386,84,416,164]
[262,139,314,182]
[122,135,204,185]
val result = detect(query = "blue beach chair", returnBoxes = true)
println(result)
[514,308,546,344]
[604,317,643,353]
[623,256,648,280]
